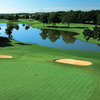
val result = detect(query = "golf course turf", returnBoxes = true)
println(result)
[0,19,100,100]
[0,40,100,100]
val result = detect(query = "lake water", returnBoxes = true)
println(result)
[0,23,100,52]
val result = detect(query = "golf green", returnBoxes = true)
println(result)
[0,61,94,100]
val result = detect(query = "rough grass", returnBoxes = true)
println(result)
[0,40,100,100]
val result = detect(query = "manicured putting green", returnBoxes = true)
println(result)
[0,62,94,100]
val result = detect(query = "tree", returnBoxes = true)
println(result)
[48,12,60,25]
[83,28,92,41]
[88,10,100,24]
[7,15,14,20]
[39,13,49,25]
[25,14,29,19]
[0,15,4,19]
[76,11,86,23]
[62,14,73,28]
[14,14,19,20]
[33,14,40,20]
[97,14,100,25]
[83,26,100,41]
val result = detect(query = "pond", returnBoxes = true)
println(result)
[0,23,100,52]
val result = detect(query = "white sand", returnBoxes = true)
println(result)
[55,59,92,66]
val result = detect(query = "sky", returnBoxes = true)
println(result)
[0,0,100,13]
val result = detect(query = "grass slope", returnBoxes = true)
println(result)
[0,40,100,100]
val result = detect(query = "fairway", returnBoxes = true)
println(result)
[0,40,99,100]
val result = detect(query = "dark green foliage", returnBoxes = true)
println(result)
[0,37,12,47]
[23,24,25,26]
[0,10,100,24]
[34,10,100,24]
[5,23,19,39]
[48,12,60,25]
[0,15,5,19]
[7,15,19,21]
[62,12,74,27]
[76,11,86,23]
[25,26,30,30]
[39,13,49,25]
[14,14,19,20]
[97,14,100,25]
[25,14,29,19]
[83,26,100,41]
[5,28,12,39]
[7,15,14,20]
[32,14,40,20]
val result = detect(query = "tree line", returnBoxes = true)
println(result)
[0,10,100,25]
[0,13,30,21]
[36,10,100,26]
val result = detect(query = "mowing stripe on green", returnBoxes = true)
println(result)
[0,62,94,100]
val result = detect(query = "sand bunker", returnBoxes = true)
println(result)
[0,55,13,58]
[55,59,92,66]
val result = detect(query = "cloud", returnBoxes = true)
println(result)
[0,7,100,13]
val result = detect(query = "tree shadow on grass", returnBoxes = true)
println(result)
[47,26,88,29]
[0,37,13,47]
[9,20,19,22]
[16,42,32,45]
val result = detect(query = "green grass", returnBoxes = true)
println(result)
[0,40,100,100]
[0,19,100,100]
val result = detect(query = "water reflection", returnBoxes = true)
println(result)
[4,23,30,39]
[98,44,100,46]
[40,29,77,43]
[0,23,30,47]
[23,24,25,27]
[25,26,30,30]
[0,23,100,52]
[5,23,19,39]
